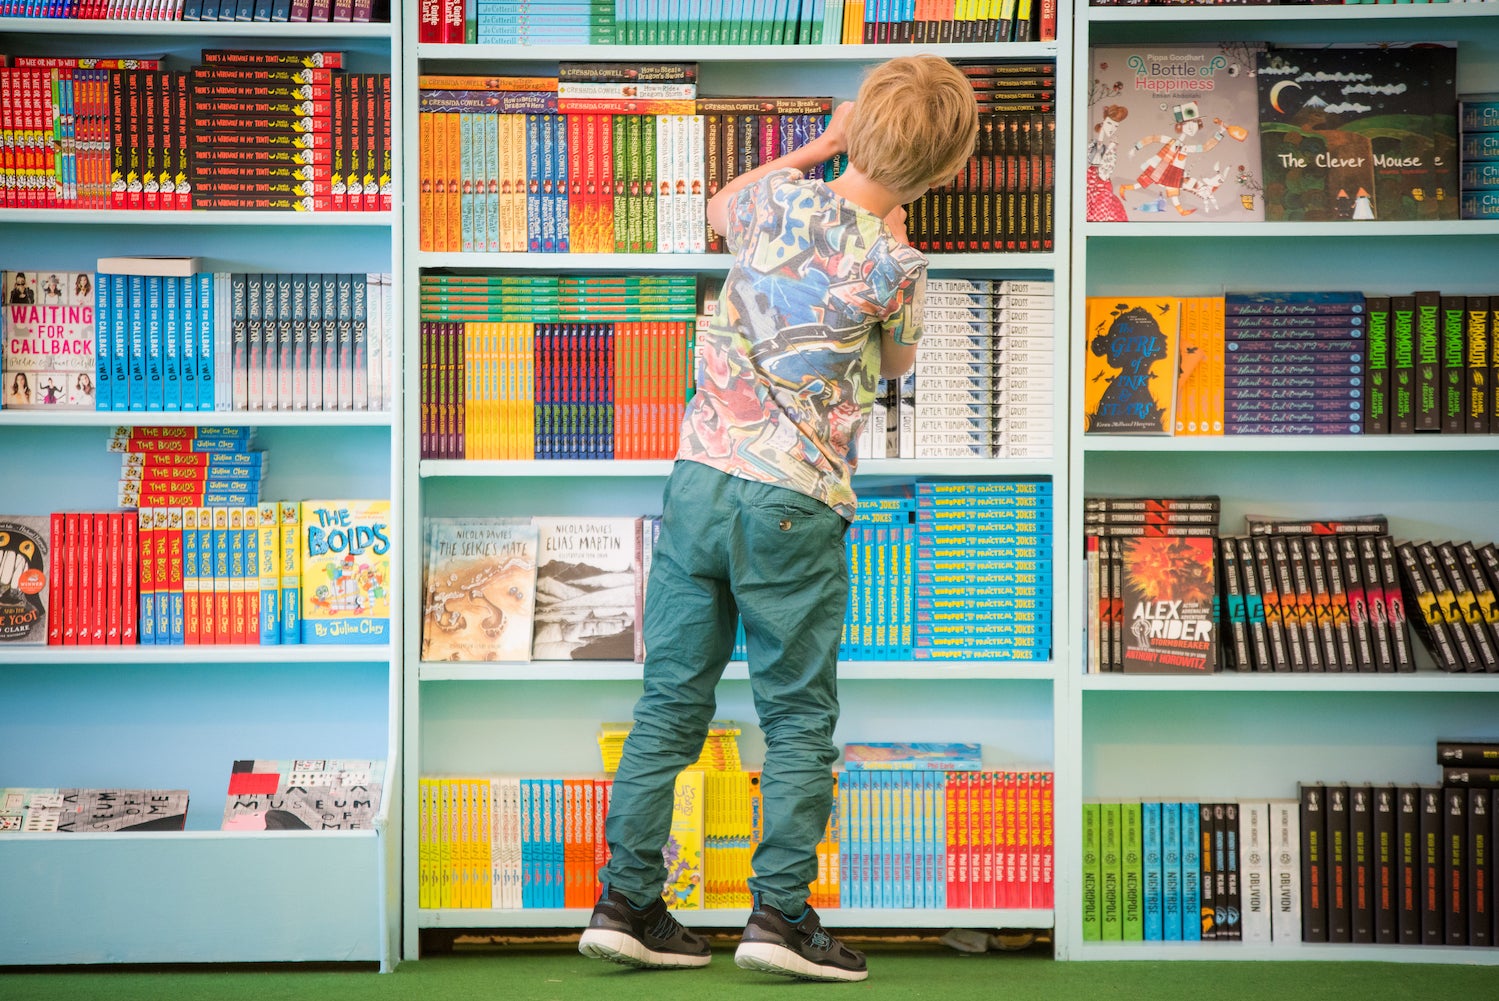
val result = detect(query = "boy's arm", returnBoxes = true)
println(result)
[879,206,919,379]
[705,102,852,238]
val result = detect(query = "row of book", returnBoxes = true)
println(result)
[1083,292,1499,437]
[0,759,384,833]
[418,481,1052,666]
[1,265,393,414]
[1460,99,1499,220]
[1087,43,1459,224]
[417,0,1058,46]
[0,0,387,19]
[0,50,390,212]
[417,766,1056,912]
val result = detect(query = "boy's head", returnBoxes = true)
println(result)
[844,56,979,202]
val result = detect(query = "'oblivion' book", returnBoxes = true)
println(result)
[298,500,391,644]
[420,517,539,662]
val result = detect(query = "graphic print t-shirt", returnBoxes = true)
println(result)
[677,168,927,520]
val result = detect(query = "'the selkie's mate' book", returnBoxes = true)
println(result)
[1120,536,1218,673]
[420,518,538,663]
[1256,44,1458,222]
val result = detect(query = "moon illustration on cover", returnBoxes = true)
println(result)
[1269,79,1302,114]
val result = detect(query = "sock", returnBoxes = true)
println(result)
[781,906,807,924]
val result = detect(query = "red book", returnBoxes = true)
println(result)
[46,512,65,645]
[1037,772,1055,909]
[121,512,138,644]
[444,0,464,43]
[90,513,108,644]
[598,114,614,253]
[105,513,123,645]
[62,513,80,645]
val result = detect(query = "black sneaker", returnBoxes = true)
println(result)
[735,902,868,982]
[578,889,712,969]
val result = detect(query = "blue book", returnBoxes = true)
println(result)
[197,272,215,411]
[109,273,129,411]
[519,779,533,908]
[178,277,197,410]
[235,0,256,20]
[1143,801,1164,941]
[128,274,147,410]
[163,272,181,411]
[145,276,164,411]
[1161,801,1183,941]
[138,508,156,646]
[95,269,111,410]
[1181,802,1202,941]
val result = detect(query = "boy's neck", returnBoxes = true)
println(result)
[825,165,910,221]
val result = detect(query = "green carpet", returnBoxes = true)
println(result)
[3,940,1498,1001]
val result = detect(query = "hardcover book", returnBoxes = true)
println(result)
[1257,44,1458,222]
[298,500,391,645]
[220,758,384,831]
[3,271,97,410]
[420,518,538,663]
[0,516,49,644]
[842,742,982,771]
[1086,44,1264,222]
[1083,298,1179,434]
[1120,536,1218,673]
[531,515,641,662]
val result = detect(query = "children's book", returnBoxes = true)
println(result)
[531,515,641,661]
[1120,536,1219,674]
[1087,44,1265,222]
[0,516,49,644]
[220,758,384,831]
[662,768,704,910]
[3,270,97,410]
[298,500,392,644]
[1083,297,1180,434]
[420,517,538,662]
[1,788,189,833]
[842,742,983,771]
[1257,44,1458,222]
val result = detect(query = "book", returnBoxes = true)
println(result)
[531,516,642,661]
[420,518,539,663]
[1083,298,1179,434]
[0,516,50,644]
[1,789,190,833]
[298,500,392,645]
[221,758,384,830]
[1087,43,1265,222]
[3,271,97,411]
[842,742,982,771]
[1119,535,1217,674]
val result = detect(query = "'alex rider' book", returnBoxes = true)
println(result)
[1120,536,1219,674]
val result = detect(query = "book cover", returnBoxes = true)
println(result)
[531,515,640,661]
[298,500,391,645]
[420,518,538,663]
[0,516,49,643]
[1257,44,1458,222]
[3,271,96,411]
[1083,298,1179,434]
[53,789,190,833]
[221,758,384,831]
[842,742,982,771]
[1120,535,1217,674]
[1087,44,1265,222]
[663,768,704,910]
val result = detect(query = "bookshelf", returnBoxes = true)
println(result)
[0,21,405,968]
[399,13,1074,957]
[1064,0,1499,965]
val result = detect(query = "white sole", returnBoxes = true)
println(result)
[734,941,869,982]
[578,927,712,969]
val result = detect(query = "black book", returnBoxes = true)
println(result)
[1359,535,1396,672]
[1237,537,1274,672]
[1441,296,1467,435]
[1326,783,1352,942]
[1469,788,1493,947]
[1464,296,1490,435]
[1321,536,1358,672]
[1444,786,1468,945]
[1414,290,1443,432]
[1349,785,1374,943]
[1397,785,1422,944]
[1219,537,1252,671]
[1395,539,1462,671]
[1457,543,1499,672]
[1441,541,1499,671]
[1420,540,1484,669]
[1250,535,1290,671]
[1270,535,1311,671]
[1339,535,1377,672]
[1200,802,1218,940]
[1364,295,1392,434]
[1299,783,1328,942]
[1222,802,1243,942]
[1390,294,1417,434]
[1376,536,1416,672]
[1443,767,1499,788]
[1305,537,1343,670]
[1437,739,1499,766]
[1421,787,1445,944]
[1372,785,1399,944]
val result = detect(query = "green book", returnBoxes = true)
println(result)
[1121,800,1145,941]
[1100,801,1123,940]
[1081,802,1102,941]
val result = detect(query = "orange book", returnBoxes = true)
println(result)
[1013,771,1033,909]
[566,113,584,254]
[431,112,449,253]
[419,111,435,252]
[183,507,200,645]
[228,506,247,645]
[446,113,463,254]
[417,74,558,92]
[599,114,616,254]
[242,506,259,645]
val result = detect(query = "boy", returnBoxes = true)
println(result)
[578,55,979,982]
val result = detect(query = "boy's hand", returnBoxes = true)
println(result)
[822,101,853,156]
[884,204,909,245]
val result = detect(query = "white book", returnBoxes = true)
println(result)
[656,115,674,254]
[96,255,202,278]
[689,114,706,254]
[1269,797,1302,944]
[1239,800,1273,944]
[672,114,692,254]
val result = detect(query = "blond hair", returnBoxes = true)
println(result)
[844,55,979,198]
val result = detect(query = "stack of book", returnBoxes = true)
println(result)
[1396,538,1499,674]
[595,721,743,775]
[844,491,916,661]
[0,1,390,21]
[0,788,189,833]
[1461,97,1499,221]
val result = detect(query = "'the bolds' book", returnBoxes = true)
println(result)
[299,500,391,644]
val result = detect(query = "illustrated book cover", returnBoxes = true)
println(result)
[1257,44,1458,222]
[842,742,983,771]
[0,788,188,833]
[1086,44,1265,222]
[1120,536,1219,673]
[299,500,392,645]
[420,517,538,662]
[221,759,385,831]
[662,768,704,910]
[1083,297,1180,434]
[531,515,641,661]
[0,516,49,643]
[3,270,96,410]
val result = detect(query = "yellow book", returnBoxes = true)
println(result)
[663,769,704,910]
[298,499,392,644]
[1082,297,1180,435]
[278,501,301,644]
[256,502,279,645]
[419,778,436,909]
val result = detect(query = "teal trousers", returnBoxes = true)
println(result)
[600,459,849,915]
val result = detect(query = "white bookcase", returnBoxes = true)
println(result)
[1062,0,1499,964]
[0,18,405,968]
[399,20,1074,958]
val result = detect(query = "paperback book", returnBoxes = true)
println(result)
[298,500,392,645]
[221,758,384,831]
[1083,298,1179,434]
[531,516,641,662]
[420,518,539,662]
[0,516,49,644]
[3,271,97,410]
